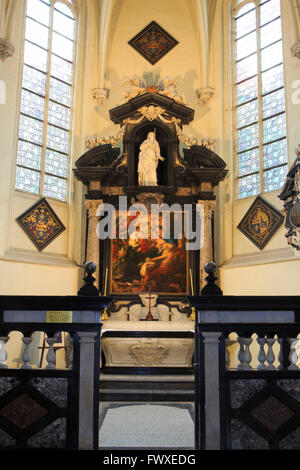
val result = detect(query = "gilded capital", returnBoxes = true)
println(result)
[197,200,216,216]
[85,199,103,217]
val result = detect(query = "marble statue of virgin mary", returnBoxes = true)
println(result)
[137,130,164,186]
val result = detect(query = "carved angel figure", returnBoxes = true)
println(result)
[158,77,186,104]
[121,76,147,103]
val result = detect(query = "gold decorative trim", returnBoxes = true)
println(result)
[175,121,216,151]
[85,125,126,150]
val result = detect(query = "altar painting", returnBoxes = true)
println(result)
[111,212,187,294]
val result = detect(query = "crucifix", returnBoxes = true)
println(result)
[145,292,156,321]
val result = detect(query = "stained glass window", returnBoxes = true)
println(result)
[15,0,76,202]
[233,0,288,199]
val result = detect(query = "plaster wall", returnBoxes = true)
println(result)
[217,0,300,295]
[0,0,299,296]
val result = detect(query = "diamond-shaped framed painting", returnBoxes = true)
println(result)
[128,21,179,65]
[237,196,284,250]
[16,198,65,251]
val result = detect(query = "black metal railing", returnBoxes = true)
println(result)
[190,291,300,451]
[0,294,111,450]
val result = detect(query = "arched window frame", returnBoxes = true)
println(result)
[14,0,78,203]
[232,0,288,199]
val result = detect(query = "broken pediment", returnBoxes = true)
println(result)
[109,92,194,126]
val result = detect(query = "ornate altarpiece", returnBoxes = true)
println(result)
[74,90,227,373]
[74,91,227,316]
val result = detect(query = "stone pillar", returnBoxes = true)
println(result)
[202,331,222,450]
[197,200,216,291]
[78,331,98,450]
[85,199,103,288]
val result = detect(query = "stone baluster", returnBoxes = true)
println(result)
[45,337,57,369]
[277,338,283,369]
[85,199,103,288]
[21,336,32,369]
[197,200,216,291]
[237,337,246,369]
[225,338,230,369]
[66,334,73,369]
[0,336,9,368]
[288,338,299,370]
[243,338,253,370]
[266,337,276,370]
[257,336,267,370]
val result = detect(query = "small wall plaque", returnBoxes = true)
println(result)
[46,311,73,323]
[237,196,284,250]
[16,198,65,251]
[128,21,178,65]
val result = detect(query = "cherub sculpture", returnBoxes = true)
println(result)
[158,77,186,104]
[121,76,147,103]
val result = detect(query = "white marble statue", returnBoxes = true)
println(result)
[137,131,164,186]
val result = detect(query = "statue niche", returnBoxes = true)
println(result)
[134,124,169,187]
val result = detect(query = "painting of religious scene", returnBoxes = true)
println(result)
[111,212,187,294]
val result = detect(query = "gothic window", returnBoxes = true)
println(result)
[15,0,77,202]
[233,0,288,199]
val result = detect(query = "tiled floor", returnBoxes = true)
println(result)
[98,402,195,449]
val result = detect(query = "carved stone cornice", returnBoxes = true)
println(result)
[0,38,14,61]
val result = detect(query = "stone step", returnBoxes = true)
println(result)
[100,380,194,391]
[99,390,194,402]
[99,376,195,402]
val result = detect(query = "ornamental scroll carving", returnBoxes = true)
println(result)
[130,340,168,366]
[174,121,216,151]
[121,76,186,105]
[85,125,126,150]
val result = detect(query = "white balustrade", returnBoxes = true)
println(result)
[0,336,9,368]
[228,334,300,372]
